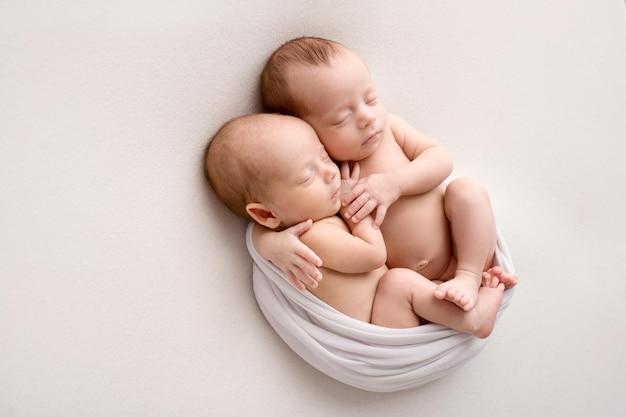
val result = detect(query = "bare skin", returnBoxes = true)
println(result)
[482,266,518,289]
[242,116,509,333]
[432,177,499,310]
[282,45,518,311]
[371,266,506,338]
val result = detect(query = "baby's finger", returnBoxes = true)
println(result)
[341,182,365,206]
[299,273,319,289]
[296,248,322,268]
[294,262,323,289]
[350,162,360,181]
[373,205,388,229]
[344,194,366,218]
[351,199,378,222]
[296,258,323,282]
[286,272,306,291]
[289,219,313,237]
[340,161,351,180]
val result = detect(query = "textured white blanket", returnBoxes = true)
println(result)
[246,223,516,392]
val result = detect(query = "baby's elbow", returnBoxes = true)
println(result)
[369,247,388,269]
[356,247,387,272]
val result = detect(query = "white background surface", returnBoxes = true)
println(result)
[2,1,625,415]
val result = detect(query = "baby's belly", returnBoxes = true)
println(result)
[381,188,452,280]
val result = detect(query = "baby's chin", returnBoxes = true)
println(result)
[297,200,342,224]
[308,207,342,224]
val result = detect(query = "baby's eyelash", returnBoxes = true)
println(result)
[298,174,313,185]
[333,115,350,125]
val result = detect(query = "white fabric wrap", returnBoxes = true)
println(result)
[246,223,516,392]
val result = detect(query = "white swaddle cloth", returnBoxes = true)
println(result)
[246,223,516,392]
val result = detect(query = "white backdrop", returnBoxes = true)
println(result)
[2,1,625,416]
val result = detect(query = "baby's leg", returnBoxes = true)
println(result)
[466,284,505,338]
[434,178,497,311]
[371,269,422,328]
[371,268,504,337]
[372,268,504,338]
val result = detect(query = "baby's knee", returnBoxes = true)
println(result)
[377,268,426,297]
[446,177,489,202]
[448,177,486,194]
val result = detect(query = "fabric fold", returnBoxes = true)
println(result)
[246,223,516,392]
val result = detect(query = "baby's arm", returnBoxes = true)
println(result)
[252,221,323,291]
[300,161,387,273]
[301,214,387,274]
[387,113,453,194]
[343,114,453,227]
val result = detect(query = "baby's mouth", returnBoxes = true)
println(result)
[363,130,380,146]
[332,186,341,201]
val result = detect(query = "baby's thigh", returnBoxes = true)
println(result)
[371,268,434,328]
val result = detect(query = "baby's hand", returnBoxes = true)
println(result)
[341,171,401,228]
[340,161,360,196]
[264,220,323,291]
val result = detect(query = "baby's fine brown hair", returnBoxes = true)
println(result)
[260,36,343,117]
[204,114,279,222]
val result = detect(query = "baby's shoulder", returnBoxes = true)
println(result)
[304,216,350,248]
[387,112,410,126]
[387,113,413,133]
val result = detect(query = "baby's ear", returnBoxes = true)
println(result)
[246,203,282,229]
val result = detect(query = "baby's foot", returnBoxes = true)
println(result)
[482,266,518,289]
[434,272,480,312]
[471,283,505,339]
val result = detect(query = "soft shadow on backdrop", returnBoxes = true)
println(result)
[1,1,625,416]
